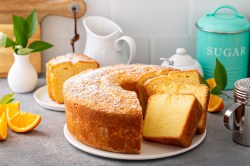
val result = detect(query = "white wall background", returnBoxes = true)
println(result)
[41,0,250,73]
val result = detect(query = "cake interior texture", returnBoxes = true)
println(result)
[141,70,201,111]
[142,93,202,147]
[136,71,169,114]
[154,83,209,134]
[46,53,99,104]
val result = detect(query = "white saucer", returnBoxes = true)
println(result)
[34,86,64,111]
[64,124,206,160]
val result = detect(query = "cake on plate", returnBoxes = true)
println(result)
[63,64,208,154]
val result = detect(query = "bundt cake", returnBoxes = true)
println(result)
[153,83,209,134]
[63,64,175,154]
[142,93,202,147]
[63,64,208,154]
[46,53,99,104]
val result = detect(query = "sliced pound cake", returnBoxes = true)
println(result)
[141,70,201,111]
[167,70,201,84]
[154,83,209,134]
[136,70,170,115]
[142,93,202,147]
[142,75,172,106]
[46,53,99,104]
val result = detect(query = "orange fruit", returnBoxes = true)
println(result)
[6,107,41,133]
[0,102,20,117]
[208,94,224,112]
[0,112,8,140]
[206,78,216,90]
[0,105,4,117]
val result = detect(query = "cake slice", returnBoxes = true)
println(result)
[154,83,209,134]
[141,70,201,112]
[46,53,99,104]
[142,93,202,147]
[142,75,172,106]
[136,70,169,114]
[167,70,201,84]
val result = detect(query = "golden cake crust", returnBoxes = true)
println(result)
[63,64,175,154]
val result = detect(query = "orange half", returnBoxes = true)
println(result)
[208,94,224,112]
[6,108,41,133]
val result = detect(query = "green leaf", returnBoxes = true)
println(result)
[13,15,28,47]
[5,38,16,48]
[0,93,15,105]
[17,48,33,55]
[201,76,210,88]
[6,99,15,104]
[214,58,227,90]
[0,32,7,46]
[26,9,38,38]
[211,86,222,95]
[28,41,53,52]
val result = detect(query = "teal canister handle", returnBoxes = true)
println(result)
[207,5,244,18]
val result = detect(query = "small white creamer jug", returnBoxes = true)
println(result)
[83,16,136,67]
[160,48,204,76]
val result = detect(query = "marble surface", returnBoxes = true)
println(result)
[0,78,250,166]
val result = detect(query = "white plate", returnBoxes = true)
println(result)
[64,124,206,160]
[34,86,65,111]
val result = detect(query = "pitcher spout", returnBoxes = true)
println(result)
[83,16,123,38]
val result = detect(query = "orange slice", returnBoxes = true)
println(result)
[0,105,4,117]
[0,102,20,117]
[208,94,224,112]
[206,78,216,90]
[6,108,41,133]
[0,112,8,140]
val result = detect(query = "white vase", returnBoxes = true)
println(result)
[7,53,38,93]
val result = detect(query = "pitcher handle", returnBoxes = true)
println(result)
[115,36,136,64]
[224,103,242,131]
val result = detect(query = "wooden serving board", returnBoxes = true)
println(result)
[0,0,86,77]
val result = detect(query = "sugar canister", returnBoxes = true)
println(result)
[196,5,250,89]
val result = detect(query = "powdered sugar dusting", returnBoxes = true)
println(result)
[47,53,98,65]
[64,64,173,113]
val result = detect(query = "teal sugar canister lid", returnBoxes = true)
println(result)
[196,5,250,33]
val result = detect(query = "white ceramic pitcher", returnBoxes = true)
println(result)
[83,16,136,67]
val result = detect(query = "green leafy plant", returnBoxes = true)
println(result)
[202,58,232,99]
[0,9,53,55]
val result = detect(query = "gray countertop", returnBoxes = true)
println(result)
[0,78,250,166]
